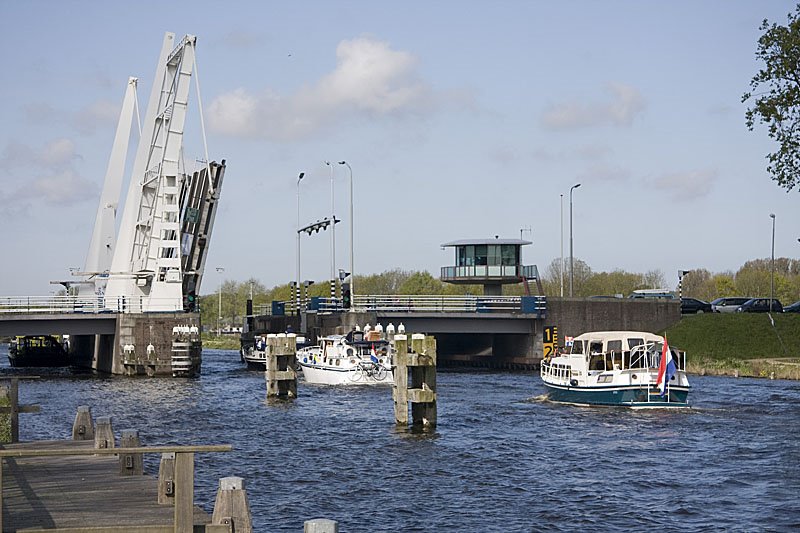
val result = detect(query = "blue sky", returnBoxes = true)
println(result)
[1,1,798,296]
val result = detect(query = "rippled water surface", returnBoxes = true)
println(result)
[2,346,799,532]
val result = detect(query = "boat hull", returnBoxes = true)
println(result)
[543,382,689,408]
[298,361,393,386]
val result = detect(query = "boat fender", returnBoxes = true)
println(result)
[335,359,340,366]
[569,379,578,387]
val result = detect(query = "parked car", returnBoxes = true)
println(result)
[681,298,713,314]
[784,301,800,313]
[736,298,783,313]
[710,297,752,313]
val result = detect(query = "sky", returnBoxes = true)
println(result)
[1,1,798,297]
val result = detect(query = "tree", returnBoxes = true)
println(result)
[743,4,800,191]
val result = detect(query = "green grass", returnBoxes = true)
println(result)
[201,333,241,351]
[663,313,800,360]
[663,313,800,379]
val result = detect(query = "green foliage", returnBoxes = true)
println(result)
[664,313,800,360]
[399,271,444,295]
[743,4,800,191]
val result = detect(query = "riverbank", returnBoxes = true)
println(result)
[200,333,240,351]
[666,312,800,379]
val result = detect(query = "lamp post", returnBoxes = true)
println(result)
[296,172,304,314]
[569,183,581,297]
[325,161,336,302]
[770,213,776,313]
[560,193,564,298]
[215,266,225,336]
[338,161,354,307]
[678,269,690,301]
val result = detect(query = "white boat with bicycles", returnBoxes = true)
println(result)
[540,331,690,408]
[297,331,394,385]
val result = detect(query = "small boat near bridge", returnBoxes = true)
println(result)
[297,330,394,385]
[540,331,690,408]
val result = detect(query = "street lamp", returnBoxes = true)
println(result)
[560,193,564,297]
[678,270,690,301]
[296,172,305,314]
[569,183,581,297]
[325,161,336,302]
[216,266,225,336]
[770,213,776,313]
[339,161,354,307]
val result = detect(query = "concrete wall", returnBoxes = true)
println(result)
[545,298,680,343]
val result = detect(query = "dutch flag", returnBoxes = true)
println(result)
[370,343,379,363]
[656,336,677,397]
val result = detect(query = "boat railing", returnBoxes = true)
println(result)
[540,360,572,384]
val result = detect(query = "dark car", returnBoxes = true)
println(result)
[710,297,752,313]
[681,298,712,314]
[736,298,783,313]
[784,301,800,313]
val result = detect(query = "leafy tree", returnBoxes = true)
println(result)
[743,4,800,191]
[399,272,444,295]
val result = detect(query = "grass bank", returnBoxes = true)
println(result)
[663,313,800,379]
[201,333,240,351]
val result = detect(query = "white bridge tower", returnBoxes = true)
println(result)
[96,32,225,312]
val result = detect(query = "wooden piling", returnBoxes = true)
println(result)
[393,333,437,429]
[72,405,95,441]
[305,518,340,533]
[94,415,115,450]
[119,429,144,475]
[158,451,176,504]
[265,333,298,399]
[211,476,253,533]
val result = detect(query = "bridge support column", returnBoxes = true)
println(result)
[393,334,437,429]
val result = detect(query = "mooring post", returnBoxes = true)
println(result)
[72,405,95,441]
[304,518,339,533]
[211,476,253,533]
[119,429,144,475]
[409,334,437,428]
[265,333,298,399]
[393,334,437,428]
[174,451,195,533]
[94,416,115,451]
[393,334,409,425]
[158,452,176,504]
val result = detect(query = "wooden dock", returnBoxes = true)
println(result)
[0,440,236,532]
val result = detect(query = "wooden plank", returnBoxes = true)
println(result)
[0,444,231,458]
[174,451,195,533]
[0,441,212,531]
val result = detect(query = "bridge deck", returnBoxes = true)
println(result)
[0,440,210,531]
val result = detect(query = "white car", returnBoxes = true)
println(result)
[710,297,751,313]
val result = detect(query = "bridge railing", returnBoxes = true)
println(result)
[0,295,183,314]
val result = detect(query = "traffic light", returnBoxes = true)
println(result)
[183,291,197,312]
[342,283,351,309]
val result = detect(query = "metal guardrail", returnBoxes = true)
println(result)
[440,264,539,280]
[266,295,547,316]
[0,295,183,314]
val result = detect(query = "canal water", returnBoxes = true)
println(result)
[1,346,799,532]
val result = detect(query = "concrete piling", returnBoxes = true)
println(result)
[211,476,253,533]
[265,333,298,399]
[393,333,437,429]
[72,405,95,441]
[304,518,339,533]
[157,452,175,504]
[119,429,143,475]
[94,416,115,450]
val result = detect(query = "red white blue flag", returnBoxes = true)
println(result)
[656,337,677,397]
[370,343,379,363]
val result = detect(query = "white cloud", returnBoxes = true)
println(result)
[541,83,645,130]
[652,170,717,201]
[0,138,96,209]
[208,36,432,141]
[23,99,118,135]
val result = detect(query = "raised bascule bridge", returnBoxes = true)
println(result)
[0,32,225,376]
